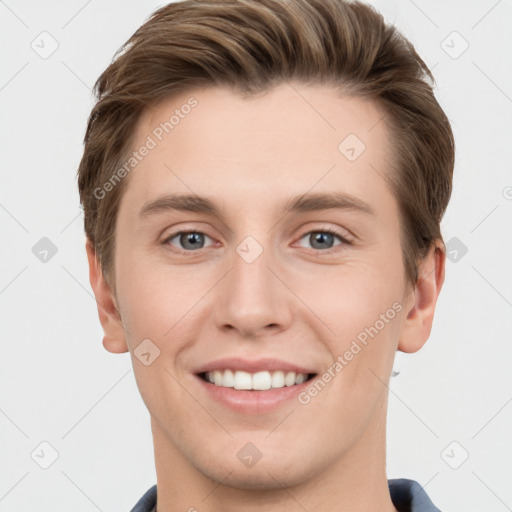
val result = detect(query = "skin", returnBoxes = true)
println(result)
[86,82,445,512]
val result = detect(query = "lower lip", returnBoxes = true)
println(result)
[194,374,314,414]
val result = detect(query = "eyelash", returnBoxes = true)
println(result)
[162,228,353,255]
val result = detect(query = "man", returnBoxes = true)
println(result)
[78,0,454,510]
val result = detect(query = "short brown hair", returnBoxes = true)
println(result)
[77,0,454,289]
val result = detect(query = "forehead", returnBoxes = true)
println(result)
[123,82,395,214]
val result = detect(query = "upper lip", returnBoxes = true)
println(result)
[194,357,317,375]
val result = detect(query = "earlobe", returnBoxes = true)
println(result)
[85,239,129,354]
[397,241,446,354]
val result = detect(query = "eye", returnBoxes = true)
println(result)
[162,228,353,254]
[296,228,352,252]
[163,231,215,252]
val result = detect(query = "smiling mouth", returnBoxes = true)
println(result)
[198,370,317,391]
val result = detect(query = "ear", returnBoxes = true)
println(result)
[85,238,129,354]
[397,240,446,353]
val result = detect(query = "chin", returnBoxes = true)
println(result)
[193,450,316,491]
[208,464,309,491]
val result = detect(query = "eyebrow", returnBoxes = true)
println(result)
[138,192,376,219]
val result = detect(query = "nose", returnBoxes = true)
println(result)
[213,238,294,339]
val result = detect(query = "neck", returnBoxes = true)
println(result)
[151,398,397,512]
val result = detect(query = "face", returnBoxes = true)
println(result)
[96,82,433,490]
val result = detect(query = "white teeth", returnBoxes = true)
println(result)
[252,371,272,390]
[284,371,296,386]
[295,373,306,384]
[233,370,252,390]
[271,370,285,388]
[213,370,223,386]
[204,369,310,390]
[223,369,234,387]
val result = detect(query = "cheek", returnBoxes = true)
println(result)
[300,252,405,387]
[115,253,211,352]
[114,258,204,413]
[301,256,403,337]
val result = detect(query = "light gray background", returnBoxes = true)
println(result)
[1,0,511,511]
